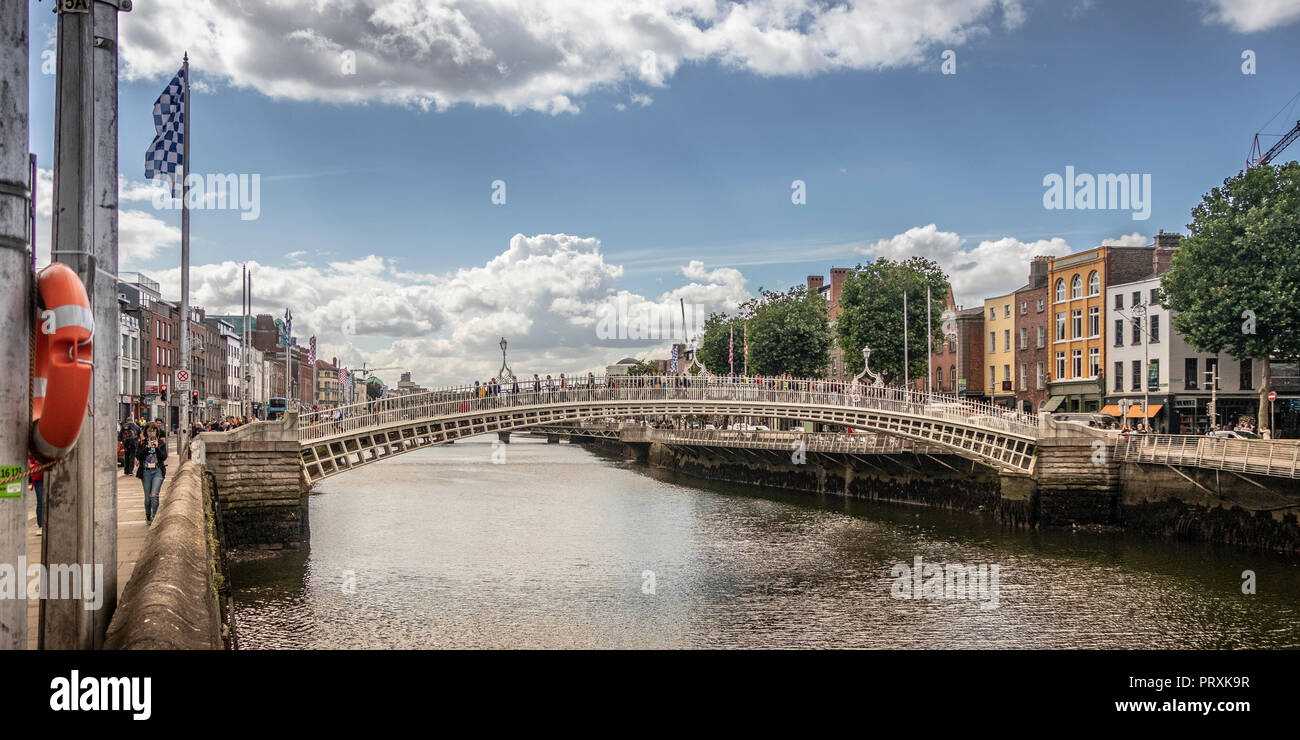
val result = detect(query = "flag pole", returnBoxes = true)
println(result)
[179,51,191,451]
[926,284,932,396]
[903,291,909,390]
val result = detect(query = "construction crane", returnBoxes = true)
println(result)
[1248,120,1300,167]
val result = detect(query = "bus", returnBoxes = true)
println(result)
[267,397,288,421]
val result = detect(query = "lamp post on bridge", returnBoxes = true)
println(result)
[496,336,516,386]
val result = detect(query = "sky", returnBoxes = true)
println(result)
[24,0,1300,387]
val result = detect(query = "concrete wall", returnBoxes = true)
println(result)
[201,413,309,551]
[105,460,225,649]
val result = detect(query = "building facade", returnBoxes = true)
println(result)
[1013,256,1052,414]
[983,291,1017,408]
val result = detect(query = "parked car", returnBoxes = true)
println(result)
[1209,429,1261,440]
[1051,412,1118,429]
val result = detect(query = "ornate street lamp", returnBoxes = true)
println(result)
[496,336,516,385]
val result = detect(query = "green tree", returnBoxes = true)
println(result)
[836,257,951,385]
[697,312,742,373]
[745,286,831,377]
[624,360,661,377]
[1160,161,1300,426]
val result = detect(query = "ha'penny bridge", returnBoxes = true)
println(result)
[109,369,1300,649]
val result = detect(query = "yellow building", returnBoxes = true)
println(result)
[1043,245,1154,412]
[983,292,1017,407]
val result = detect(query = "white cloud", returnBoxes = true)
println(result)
[856,224,1070,306]
[145,233,750,387]
[119,0,1028,115]
[1200,0,1300,32]
[1102,232,1149,247]
[32,169,179,269]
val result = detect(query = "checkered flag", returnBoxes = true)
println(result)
[670,344,679,372]
[145,66,186,197]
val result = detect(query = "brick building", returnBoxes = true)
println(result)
[1013,256,1052,414]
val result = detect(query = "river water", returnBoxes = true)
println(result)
[230,437,1300,649]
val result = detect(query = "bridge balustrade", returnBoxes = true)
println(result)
[297,375,1040,443]
[1115,433,1300,479]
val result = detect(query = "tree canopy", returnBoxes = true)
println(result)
[696,286,831,376]
[835,257,951,385]
[1161,161,1300,423]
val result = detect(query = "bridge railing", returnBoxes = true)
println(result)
[643,427,942,454]
[1116,433,1300,479]
[298,374,1039,443]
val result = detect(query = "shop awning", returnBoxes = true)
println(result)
[1042,396,1065,413]
[1124,403,1163,418]
[1100,404,1121,416]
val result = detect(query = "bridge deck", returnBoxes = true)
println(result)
[1117,434,1300,480]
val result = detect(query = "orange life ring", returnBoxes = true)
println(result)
[31,262,94,461]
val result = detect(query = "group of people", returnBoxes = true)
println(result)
[191,416,252,437]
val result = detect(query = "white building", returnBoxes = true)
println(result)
[118,308,141,421]
[1105,274,1263,433]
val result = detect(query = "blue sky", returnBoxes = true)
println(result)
[23,0,1300,384]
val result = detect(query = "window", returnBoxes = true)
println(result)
[1088,306,1100,337]
[1148,359,1160,392]
[1003,329,1011,352]
[1056,313,1066,341]
[1019,363,1027,389]
[1071,349,1082,378]
[1036,325,1046,348]
[936,366,943,386]
[1036,298,1045,312]
[1131,318,1141,345]
[1114,361,1124,391]
[1019,327,1028,350]
[1004,364,1011,382]
[1055,279,1065,302]
[1132,291,1141,307]
[1036,361,1045,390]
[1087,270,1100,296]
[1184,358,1198,390]
[990,332,996,352]
[1071,274,1082,299]
[1020,301,1027,315]
[1240,359,1253,390]
[1004,304,1011,319]
[1089,347,1100,378]
[1114,293,1123,310]
[1056,352,1066,379]
[1114,319,1124,346]
[989,307,996,320]
[1149,314,1159,343]
[1132,360,1142,391]
[990,366,996,390]
[950,365,956,388]
[1071,309,1082,338]
[1150,288,1158,305]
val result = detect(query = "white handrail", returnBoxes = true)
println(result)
[297,374,1041,443]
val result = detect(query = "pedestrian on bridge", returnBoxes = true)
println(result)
[136,424,168,526]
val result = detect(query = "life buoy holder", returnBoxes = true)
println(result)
[31,262,94,461]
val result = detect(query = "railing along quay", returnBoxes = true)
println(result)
[298,374,1040,443]
[1116,434,1300,479]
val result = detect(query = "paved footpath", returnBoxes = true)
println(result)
[24,457,156,650]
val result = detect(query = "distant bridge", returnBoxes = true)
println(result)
[295,375,1040,483]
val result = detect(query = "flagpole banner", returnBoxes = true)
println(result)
[145,66,186,197]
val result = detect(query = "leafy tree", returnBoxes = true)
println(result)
[745,286,831,377]
[836,257,951,385]
[1160,161,1300,425]
[697,312,742,373]
[625,360,661,377]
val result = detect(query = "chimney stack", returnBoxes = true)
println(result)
[1153,230,1180,274]
[829,267,849,320]
[1028,255,1053,288]
[807,275,824,294]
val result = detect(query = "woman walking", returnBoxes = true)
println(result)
[136,424,168,525]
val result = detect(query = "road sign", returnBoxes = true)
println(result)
[1268,391,1277,402]
[176,369,190,383]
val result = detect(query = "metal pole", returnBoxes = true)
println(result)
[902,291,909,390]
[926,285,932,396]
[0,0,30,651]
[179,52,190,451]
[88,0,122,645]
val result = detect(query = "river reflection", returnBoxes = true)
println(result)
[230,437,1300,649]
